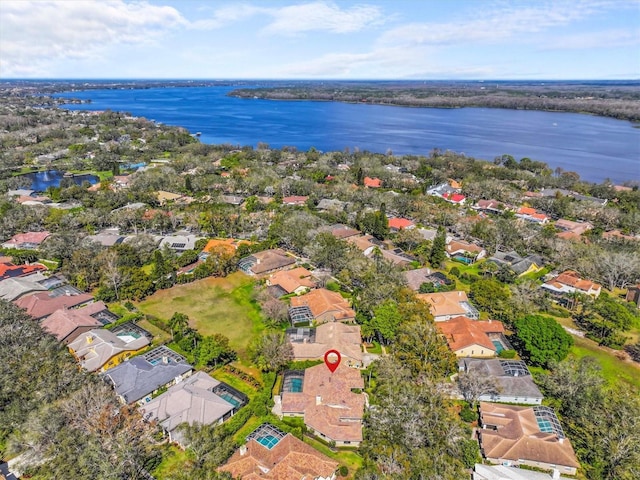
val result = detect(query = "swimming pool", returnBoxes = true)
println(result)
[492,340,505,353]
[256,434,280,449]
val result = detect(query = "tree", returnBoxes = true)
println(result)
[394,320,457,381]
[250,332,293,372]
[457,371,500,408]
[196,334,236,368]
[169,312,189,340]
[469,278,511,320]
[429,227,446,268]
[512,315,573,367]
[370,300,403,344]
[100,250,126,301]
[260,297,289,327]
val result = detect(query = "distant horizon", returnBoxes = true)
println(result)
[3,78,640,83]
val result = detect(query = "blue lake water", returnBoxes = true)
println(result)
[24,170,99,191]
[55,86,640,183]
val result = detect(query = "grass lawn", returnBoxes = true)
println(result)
[136,272,265,361]
[568,335,640,390]
[152,444,192,480]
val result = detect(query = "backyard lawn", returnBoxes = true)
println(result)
[136,272,265,360]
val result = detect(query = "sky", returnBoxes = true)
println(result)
[1,0,639,79]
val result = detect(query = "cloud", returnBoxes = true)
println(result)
[261,2,384,35]
[0,0,186,76]
[540,28,640,50]
[190,1,385,35]
[378,0,635,48]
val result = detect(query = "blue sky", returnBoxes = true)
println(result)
[1,0,639,79]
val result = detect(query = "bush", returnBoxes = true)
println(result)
[449,266,461,277]
[460,405,477,422]
[339,465,349,477]
[498,349,517,359]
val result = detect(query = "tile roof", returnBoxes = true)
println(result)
[104,346,192,403]
[363,176,382,188]
[551,270,601,292]
[417,291,471,319]
[281,363,365,443]
[290,288,355,323]
[282,195,309,205]
[289,322,363,365]
[249,249,296,275]
[479,402,579,470]
[388,217,415,230]
[68,328,150,372]
[437,316,504,353]
[330,224,360,239]
[15,290,94,320]
[0,262,46,281]
[2,231,50,247]
[443,192,466,203]
[0,272,48,301]
[446,240,484,255]
[219,429,338,480]
[41,301,108,342]
[268,267,315,294]
[140,371,233,436]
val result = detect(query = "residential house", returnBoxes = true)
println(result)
[388,217,415,231]
[104,346,193,404]
[473,464,572,480]
[478,402,580,476]
[426,182,459,198]
[112,175,132,189]
[141,371,247,446]
[289,288,356,325]
[554,219,593,237]
[156,190,194,205]
[363,176,382,188]
[278,363,365,446]
[446,239,486,262]
[2,231,50,249]
[0,262,47,281]
[238,249,296,276]
[282,195,309,206]
[626,284,640,308]
[15,290,94,320]
[602,229,640,242]
[0,272,48,301]
[158,234,204,253]
[458,358,544,405]
[404,268,453,291]
[436,316,506,358]
[474,199,508,215]
[346,234,379,256]
[541,270,602,300]
[41,301,112,344]
[489,251,545,277]
[68,328,150,372]
[442,192,466,205]
[417,291,479,321]
[515,207,549,224]
[268,267,316,295]
[220,194,246,206]
[328,224,360,240]
[85,228,126,247]
[287,322,363,368]
[218,423,338,480]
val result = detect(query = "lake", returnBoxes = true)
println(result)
[55,86,640,183]
[24,170,99,191]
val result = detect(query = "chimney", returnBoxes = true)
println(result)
[552,469,560,480]
[316,395,322,405]
[162,356,169,364]
[240,445,247,456]
[558,437,564,444]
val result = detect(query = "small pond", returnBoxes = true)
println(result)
[20,170,99,191]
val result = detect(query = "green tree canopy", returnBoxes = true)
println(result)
[512,314,573,367]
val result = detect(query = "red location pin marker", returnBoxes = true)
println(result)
[324,350,341,373]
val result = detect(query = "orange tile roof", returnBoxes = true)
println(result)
[554,270,601,292]
[479,402,580,470]
[290,288,355,322]
[446,240,484,255]
[269,267,315,294]
[219,432,338,480]
[363,176,382,188]
[281,363,365,443]
[0,262,46,280]
[436,316,504,353]
[282,195,308,205]
[417,291,470,319]
[388,217,415,230]
[517,206,536,215]
[3,231,50,247]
